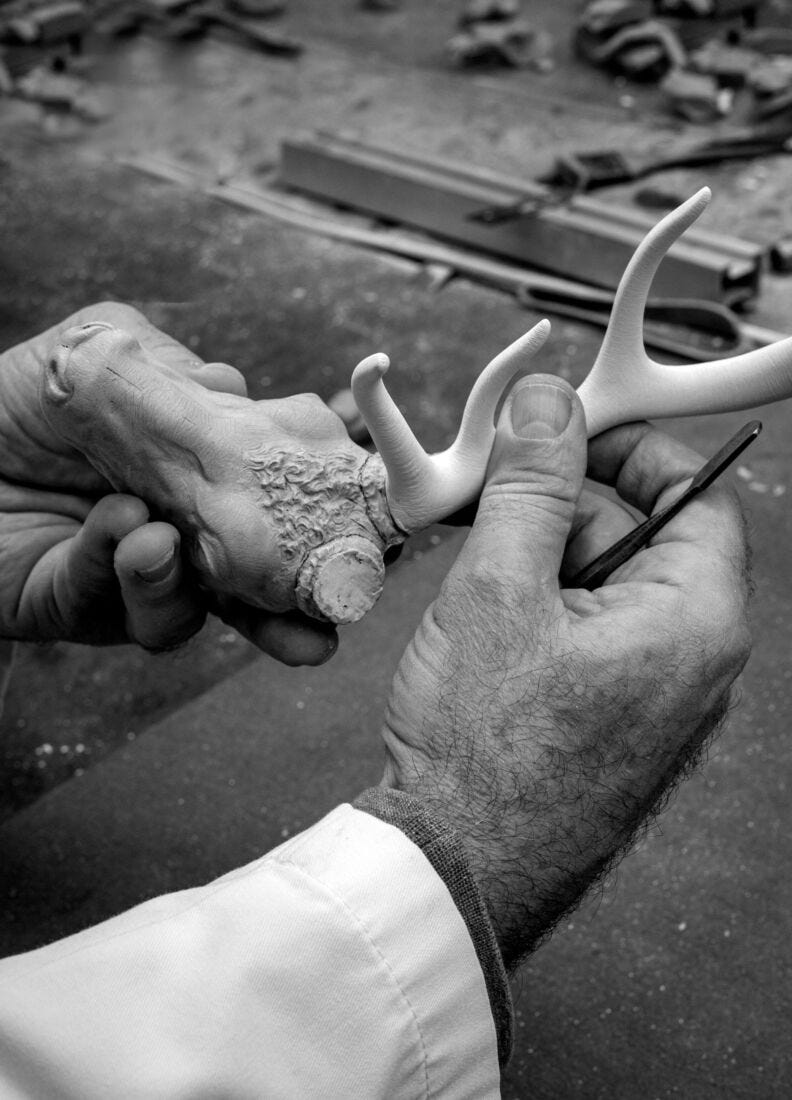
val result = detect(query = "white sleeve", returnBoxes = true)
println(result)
[0,804,500,1099]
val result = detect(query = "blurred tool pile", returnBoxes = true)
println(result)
[576,0,792,122]
[0,0,299,124]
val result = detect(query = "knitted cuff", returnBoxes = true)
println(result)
[353,786,513,1068]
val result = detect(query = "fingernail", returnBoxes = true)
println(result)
[135,547,177,583]
[510,381,572,440]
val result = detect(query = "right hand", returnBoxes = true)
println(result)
[380,376,752,965]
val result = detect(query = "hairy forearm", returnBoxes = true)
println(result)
[383,659,737,971]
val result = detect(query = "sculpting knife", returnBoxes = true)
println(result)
[570,420,762,591]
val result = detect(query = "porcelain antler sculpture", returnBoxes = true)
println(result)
[353,187,792,527]
[354,188,792,472]
[41,321,549,624]
[41,188,792,626]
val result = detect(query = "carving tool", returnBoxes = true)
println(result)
[570,420,762,591]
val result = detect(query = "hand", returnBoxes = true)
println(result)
[0,303,337,663]
[380,376,752,967]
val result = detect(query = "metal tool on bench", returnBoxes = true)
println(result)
[280,133,764,304]
[515,284,761,361]
[165,0,302,53]
[470,124,792,222]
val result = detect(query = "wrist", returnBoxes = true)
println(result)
[380,693,731,970]
[380,754,536,967]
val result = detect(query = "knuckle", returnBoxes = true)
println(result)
[437,557,538,651]
[683,588,752,680]
[94,301,144,326]
[73,301,144,330]
[269,393,350,442]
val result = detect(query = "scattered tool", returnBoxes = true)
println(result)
[515,285,759,360]
[576,15,686,80]
[0,2,87,47]
[459,0,522,25]
[660,67,729,122]
[446,18,542,68]
[471,124,792,219]
[226,0,286,14]
[90,0,301,55]
[0,0,86,76]
[165,0,302,54]
[570,419,762,590]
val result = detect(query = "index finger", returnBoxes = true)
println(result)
[65,303,248,396]
[587,421,704,515]
[585,421,751,602]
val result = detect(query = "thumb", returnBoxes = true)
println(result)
[463,375,587,605]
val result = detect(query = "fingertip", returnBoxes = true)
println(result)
[114,521,180,582]
[217,601,339,666]
[115,522,206,649]
[481,374,588,565]
[508,377,573,440]
[298,626,339,667]
[83,494,150,545]
[498,374,582,440]
[258,614,339,667]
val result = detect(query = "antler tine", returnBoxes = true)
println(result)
[584,334,792,428]
[577,187,792,435]
[351,353,437,528]
[577,188,712,436]
[449,319,551,467]
[353,323,551,533]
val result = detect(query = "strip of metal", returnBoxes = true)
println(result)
[312,132,764,264]
[280,136,760,303]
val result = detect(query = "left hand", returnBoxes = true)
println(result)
[0,302,337,663]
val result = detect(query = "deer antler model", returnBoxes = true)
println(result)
[42,189,792,624]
